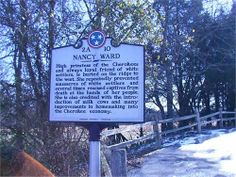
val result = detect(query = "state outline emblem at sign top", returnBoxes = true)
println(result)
[87,30,106,48]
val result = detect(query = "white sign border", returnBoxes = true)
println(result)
[48,37,145,123]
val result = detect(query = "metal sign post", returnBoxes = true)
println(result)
[88,124,102,177]
[49,30,145,177]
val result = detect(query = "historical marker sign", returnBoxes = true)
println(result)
[49,30,144,122]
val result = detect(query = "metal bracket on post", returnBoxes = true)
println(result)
[83,123,108,177]
[88,124,101,142]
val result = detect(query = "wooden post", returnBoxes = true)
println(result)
[234,108,236,127]
[140,124,144,137]
[219,108,223,128]
[101,149,112,177]
[153,114,162,147]
[195,109,201,133]
[110,149,127,177]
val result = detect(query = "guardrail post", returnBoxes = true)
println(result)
[140,124,144,137]
[234,108,236,127]
[195,109,201,133]
[153,114,162,147]
[110,149,127,177]
[219,108,223,128]
[101,148,112,177]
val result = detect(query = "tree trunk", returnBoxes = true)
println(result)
[166,63,173,118]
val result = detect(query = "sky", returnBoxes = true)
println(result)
[203,0,233,15]
[0,0,234,83]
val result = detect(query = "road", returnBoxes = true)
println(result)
[128,130,236,177]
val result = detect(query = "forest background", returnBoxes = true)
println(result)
[0,0,235,176]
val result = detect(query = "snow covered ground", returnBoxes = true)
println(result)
[128,128,236,177]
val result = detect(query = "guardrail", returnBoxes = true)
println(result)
[102,109,236,150]
[101,109,236,176]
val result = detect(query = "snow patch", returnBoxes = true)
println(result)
[180,130,236,175]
